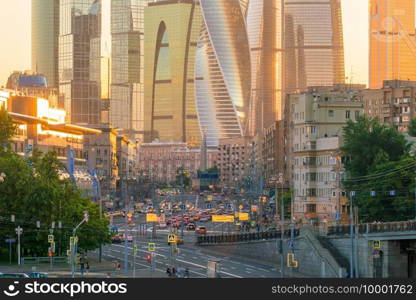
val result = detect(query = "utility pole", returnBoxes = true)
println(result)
[354,206,359,277]
[15,226,23,266]
[280,186,284,278]
[71,211,89,278]
[349,191,355,278]
[124,199,129,276]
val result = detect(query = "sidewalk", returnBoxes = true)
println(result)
[0,255,165,278]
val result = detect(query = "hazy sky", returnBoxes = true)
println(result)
[0,0,369,87]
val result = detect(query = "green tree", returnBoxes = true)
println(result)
[0,106,17,148]
[408,118,416,137]
[342,115,410,177]
[346,157,416,222]
[0,150,110,259]
[176,167,191,189]
[342,115,415,222]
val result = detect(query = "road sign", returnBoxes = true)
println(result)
[48,235,54,243]
[372,240,381,249]
[212,215,234,223]
[146,213,158,223]
[50,242,55,253]
[168,234,177,243]
[287,253,298,268]
[238,213,249,221]
[251,205,258,213]
[239,205,243,210]
[207,195,213,201]
[288,240,294,248]
[148,243,156,252]
[5,239,16,243]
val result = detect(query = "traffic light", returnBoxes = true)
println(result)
[146,254,152,263]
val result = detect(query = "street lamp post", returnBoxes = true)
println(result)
[71,211,89,278]
[15,226,23,266]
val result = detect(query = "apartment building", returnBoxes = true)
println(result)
[288,91,363,223]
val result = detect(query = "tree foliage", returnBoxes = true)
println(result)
[0,106,17,148]
[0,149,110,259]
[342,116,410,177]
[342,116,415,222]
[408,118,416,137]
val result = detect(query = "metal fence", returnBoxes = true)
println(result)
[196,230,300,245]
[327,220,416,235]
[21,257,68,265]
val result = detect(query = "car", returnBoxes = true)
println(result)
[195,226,207,234]
[200,216,209,222]
[126,234,134,242]
[187,223,196,231]
[159,222,167,229]
[28,272,48,278]
[0,273,30,278]
[111,235,123,244]
[193,215,201,221]
[168,236,184,245]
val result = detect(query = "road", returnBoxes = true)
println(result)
[101,241,279,278]
[105,194,279,278]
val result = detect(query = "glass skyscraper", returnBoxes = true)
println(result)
[111,0,151,139]
[247,0,284,135]
[143,0,202,143]
[59,0,102,126]
[195,0,251,147]
[369,0,416,89]
[284,0,345,93]
[32,0,60,88]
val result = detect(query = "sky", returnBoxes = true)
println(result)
[0,0,369,87]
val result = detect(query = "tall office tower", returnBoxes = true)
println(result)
[32,0,60,88]
[143,0,202,143]
[284,0,345,93]
[59,0,102,126]
[111,0,151,139]
[195,0,251,147]
[369,0,416,89]
[247,0,284,136]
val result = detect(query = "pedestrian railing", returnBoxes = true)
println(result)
[327,220,416,236]
[22,257,68,265]
[196,230,300,245]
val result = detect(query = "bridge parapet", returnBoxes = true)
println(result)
[327,220,416,236]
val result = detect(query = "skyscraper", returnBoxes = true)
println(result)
[246,0,284,135]
[59,0,102,126]
[369,0,416,89]
[143,0,202,143]
[195,0,251,147]
[32,0,60,88]
[284,0,345,93]
[111,0,151,139]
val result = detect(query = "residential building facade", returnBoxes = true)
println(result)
[138,141,218,184]
[288,91,363,223]
[361,80,416,132]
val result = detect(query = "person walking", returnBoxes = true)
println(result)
[80,262,85,276]
[86,262,90,275]
[166,267,172,278]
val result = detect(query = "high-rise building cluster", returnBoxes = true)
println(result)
[1,0,411,216]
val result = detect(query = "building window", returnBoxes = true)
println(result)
[306,204,316,213]
[328,110,334,118]
[345,110,350,119]
[355,111,360,119]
